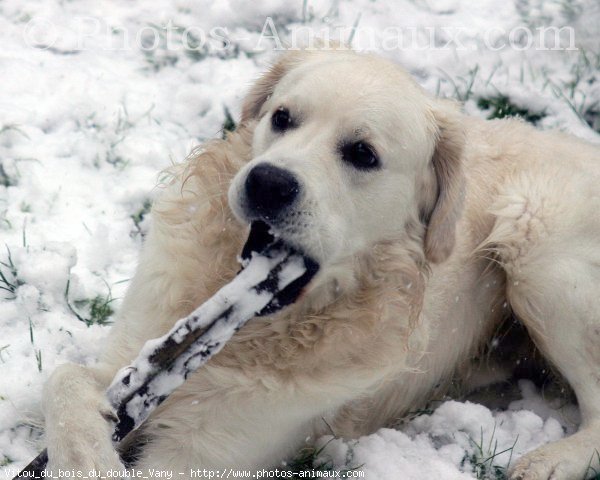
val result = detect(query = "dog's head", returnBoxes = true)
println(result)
[228,49,465,275]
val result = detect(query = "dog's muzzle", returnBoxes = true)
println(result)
[244,163,300,221]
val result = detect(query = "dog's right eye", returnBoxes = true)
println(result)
[271,108,292,132]
[341,141,380,170]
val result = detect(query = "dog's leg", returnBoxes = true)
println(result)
[507,259,600,480]
[42,221,193,474]
[43,364,125,475]
[43,135,248,472]
[486,186,600,480]
[43,230,233,473]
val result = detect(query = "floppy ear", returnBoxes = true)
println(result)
[240,51,308,124]
[424,101,466,263]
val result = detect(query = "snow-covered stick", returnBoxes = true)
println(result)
[108,242,317,441]
[14,240,319,478]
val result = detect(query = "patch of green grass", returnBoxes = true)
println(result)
[568,49,600,133]
[0,162,16,187]
[105,132,129,169]
[131,199,152,237]
[1,157,40,188]
[284,445,327,474]
[87,295,115,325]
[65,279,115,326]
[465,452,507,480]
[0,245,24,299]
[0,124,29,139]
[477,96,545,124]
[106,152,130,169]
[403,406,436,421]
[276,429,362,479]
[222,106,236,139]
[545,49,600,133]
[140,19,238,67]
[1,456,13,466]
[438,65,481,102]
[141,23,180,71]
[183,27,209,63]
[584,450,600,480]
[301,0,310,23]
[28,317,43,372]
[0,345,9,363]
[462,425,517,480]
[35,348,42,372]
[0,211,11,229]
[104,103,155,169]
[583,106,600,133]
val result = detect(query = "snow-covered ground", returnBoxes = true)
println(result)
[0,0,599,478]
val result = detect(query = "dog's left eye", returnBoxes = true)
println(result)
[271,108,292,132]
[341,141,380,170]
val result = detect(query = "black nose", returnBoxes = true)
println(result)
[245,163,300,219]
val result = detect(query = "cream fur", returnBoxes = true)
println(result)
[43,50,600,480]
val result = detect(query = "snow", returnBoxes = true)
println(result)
[316,382,577,479]
[0,0,599,478]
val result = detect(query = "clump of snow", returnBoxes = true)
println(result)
[1,0,598,478]
[316,381,574,479]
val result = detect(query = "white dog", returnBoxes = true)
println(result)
[43,49,600,480]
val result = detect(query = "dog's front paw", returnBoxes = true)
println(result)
[45,397,125,476]
[509,438,597,480]
[46,439,125,478]
[44,364,126,477]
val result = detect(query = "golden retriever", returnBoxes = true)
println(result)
[43,49,600,480]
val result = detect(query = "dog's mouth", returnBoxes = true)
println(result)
[240,220,276,263]
[240,220,319,316]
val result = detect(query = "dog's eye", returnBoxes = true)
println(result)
[271,108,292,132]
[341,141,380,170]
